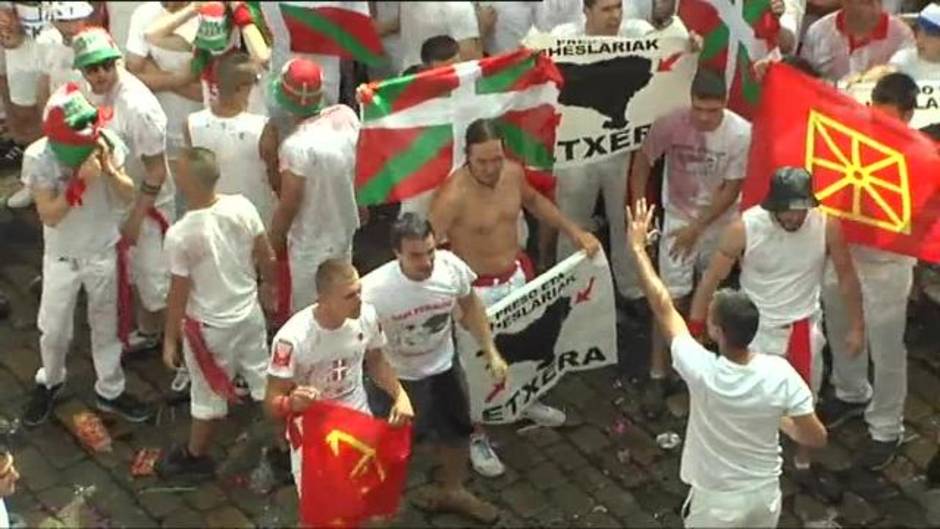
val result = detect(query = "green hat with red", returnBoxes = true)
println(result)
[271,58,323,117]
[72,27,123,69]
[195,1,236,55]
[43,83,112,168]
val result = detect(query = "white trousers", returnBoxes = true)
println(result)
[683,482,782,528]
[183,304,268,420]
[822,259,912,442]
[288,243,353,313]
[749,310,826,398]
[130,202,175,312]
[659,212,724,299]
[35,248,126,399]
[555,154,641,300]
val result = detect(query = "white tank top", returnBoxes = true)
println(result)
[740,206,827,327]
[187,109,275,227]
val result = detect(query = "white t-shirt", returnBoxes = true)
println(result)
[279,104,360,255]
[399,1,479,72]
[889,47,940,80]
[0,497,8,529]
[22,133,128,258]
[165,194,265,327]
[800,11,914,81]
[268,303,387,414]
[36,26,83,95]
[642,107,751,223]
[371,1,402,80]
[551,17,655,38]
[106,1,144,54]
[361,250,477,381]
[85,69,173,207]
[125,1,202,151]
[481,2,538,55]
[187,109,275,226]
[671,334,815,491]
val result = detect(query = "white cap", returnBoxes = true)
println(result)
[918,3,940,33]
[50,1,93,21]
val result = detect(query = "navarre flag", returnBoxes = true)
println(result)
[355,48,563,205]
[742,63,940,263]
[678,0,780,119]
[300,401,412,527]
[250,1,383,66]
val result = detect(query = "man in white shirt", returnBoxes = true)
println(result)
[268,58,362,322]
[398,2,481,74]
[553,0,653,314]
[362,214,507,524]
[818,73,919,471]
[369,1,402,81]
[186,51,279,227]
[124,1,202,162]
[265,259,414,497]
[479,1,581,56]
[689,167,865,503]
[800,0,914,82]
[626,197,827,529]
[35,1,93,111]
[886,3,940,78]
[21,84,153,427]
[157,147,276,479]
[75,27,174,354]
[628,69,751,418]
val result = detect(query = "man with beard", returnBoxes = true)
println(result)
[689,166,864,502]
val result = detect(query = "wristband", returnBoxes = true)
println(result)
[688,319,706,338]
[274,394,291,417]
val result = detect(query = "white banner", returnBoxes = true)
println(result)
[842,79,940,130]
[457,251,617,424]
[523,33,697,167]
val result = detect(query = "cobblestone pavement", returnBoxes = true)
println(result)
[2,191,940,528]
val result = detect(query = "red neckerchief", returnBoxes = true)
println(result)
[835,10,890,53]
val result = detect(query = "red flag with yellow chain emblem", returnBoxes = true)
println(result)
[742,63,940,263]
[300,401,412,527]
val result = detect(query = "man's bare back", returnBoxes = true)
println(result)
[430,161,526,276]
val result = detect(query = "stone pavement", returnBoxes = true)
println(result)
[2,189,940,528]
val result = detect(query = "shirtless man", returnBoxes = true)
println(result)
[429,118,601,477]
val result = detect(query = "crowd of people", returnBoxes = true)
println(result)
[0,0,938,527]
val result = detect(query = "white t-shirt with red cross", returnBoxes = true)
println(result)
[641,107,751,224]
[800,10,914,81]
[267,303,387,414]
[361,250,477,381]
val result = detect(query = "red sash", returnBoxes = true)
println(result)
[146,206,169,237]
[786,318,812,386]
[183,317,240,403]
[471,252,534,287]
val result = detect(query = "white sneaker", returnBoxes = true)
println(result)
[469,433,505,477]
[6,186,32,209]
[522,401,566,427]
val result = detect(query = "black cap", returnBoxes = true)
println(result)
[761,167,819,212]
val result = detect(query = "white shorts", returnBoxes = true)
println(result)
[658,212,723,299]
[288,244,353,313]
[4,39,40,107]
[130,202,175,312]
[182,304,268,420]
[683,482,782,528]
[472,261,527,307]
[749,311,826,397]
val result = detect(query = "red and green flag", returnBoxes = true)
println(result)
[678,0,780,119]
[742,63,940,263]
[355,48,564,205]
[251,1,383,66]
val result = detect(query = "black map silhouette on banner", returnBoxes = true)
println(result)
[486,295,574,370]
[557,56,654,129]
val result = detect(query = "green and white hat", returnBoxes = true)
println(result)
[195,2,236,55]
[72,27,122,69]
[43,82,112,168]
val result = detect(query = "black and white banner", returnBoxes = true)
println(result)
[457,251,617,424]
[842,79,940,130]
[523,33,697,167]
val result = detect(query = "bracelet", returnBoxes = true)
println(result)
[688,319,706,338]
[274,394,291,417]
[140,181,162,196]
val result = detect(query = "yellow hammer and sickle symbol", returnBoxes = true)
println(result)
[325,430,387,483]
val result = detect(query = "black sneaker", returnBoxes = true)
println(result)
[22,383,64,427]
[155,444,215,479]
[792,466,844,504]
[927,451,940,489]
[268,445,293,484]
[641,377,666,419]
[857,437,901,471]
[817,397,868,429]
[0,143,24,170]
[96,392,153,423]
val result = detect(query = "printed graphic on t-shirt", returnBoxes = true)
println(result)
[273,340,293,368]
[300,356,357,400]
[393,312,451,354]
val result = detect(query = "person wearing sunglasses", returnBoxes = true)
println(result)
[74,26,175,365]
